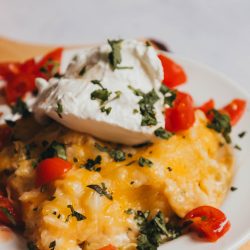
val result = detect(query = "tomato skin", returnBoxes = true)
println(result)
[197,99,215,115]
[36,47,63,79]
[221,99,246,126]
[98,244,117,250]
[36,157,72,186]
[0,48,63,104]
[165,91,195,132]
[0,195,20,227]
[184,206,231,242]
[158,54,187,88]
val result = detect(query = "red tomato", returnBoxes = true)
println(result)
[36,157,72,186]
[184,206,231,242]
[0,195,19,227]
[98,244,117,250]
[0,48,63,104]
[36,47,63,79]
[0,125,12,151]
[197,99,215,115]
[158,54,187,88]
[221,99,246,126]
[165,91,195,132]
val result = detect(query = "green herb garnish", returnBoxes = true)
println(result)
[56,100,63,118]
[135,211,182,250]
[234,144,242,151]
[129,85,160,126]
[79,66,86,76]
[154,127,173,140]
[230,186,238,191]
[94,143,126,162]
[159,84,176,107]
[108,39,123,70]
[67,205,86,221]
[238,131,247,138]
[87,183,113,200]
[11,98,30,118]
[207,109,232,143]
[138,157,153,167]
[40,141,67,160]
[49,240,56,250]
[91,80,104,89]
[100,106,112,115]
[0,207,16,225]
[91,89,111,104]
[81,155,102,172]
[27,241,38,250]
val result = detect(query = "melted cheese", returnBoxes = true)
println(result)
[0,111,233,250]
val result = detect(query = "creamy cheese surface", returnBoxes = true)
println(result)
[33,40,165,145]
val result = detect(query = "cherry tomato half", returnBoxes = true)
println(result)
[184,205,231,242]
[36,157,72,187]
[0,195,20,227]
[158,54,187,88]
[165,91,195,132]
[98,244,117,250]
[221,99,246,126]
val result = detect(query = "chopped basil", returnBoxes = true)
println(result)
[126,160,136,166]
[135,211,182,250]
[238,131,247,138]
[0,207,16,225]
[40,141,67,161]
[67,205,86,221]
[133,109,139,114]
[100,106,112,115]
[125,208,134,214]
[56,100,63,118]
[81,155,102,172]
[87,183,113,200]
[159,84,176,107]
[27,241,38,250]
[109,149,126,162]
[91,80,104,89]
[91,89,111,104]
[230,186,238,191]
[94,143,109,153]
[207,109,232,143]
[138,157,153,167]
[49,240,56,250]
[11,98,30,118]
[154,127,173,140]
[167,167,172,172]
[234,144,242,151]
[128,86,159,126]
[78,66,86,76]
[5,119,16,127]
[108,39,123,70]
[94,143,126,162]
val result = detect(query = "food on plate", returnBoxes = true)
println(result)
[0,39,247,250]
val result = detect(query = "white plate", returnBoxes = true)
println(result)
[0,49,249,250]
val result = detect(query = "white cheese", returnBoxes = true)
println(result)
[33,40,165,145]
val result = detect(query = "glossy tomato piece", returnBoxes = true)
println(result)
[0,195,19,227]
[158,54,187,88]
[98,244,117,250]
[197,99,215,115]
[221,99,246,126]
[184,205,231,242]
[0,62,20,81]
[165,91,195,132]
[36,157,72,186]
[36,47,63,79]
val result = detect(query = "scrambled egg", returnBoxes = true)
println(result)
[0,111,233,250]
